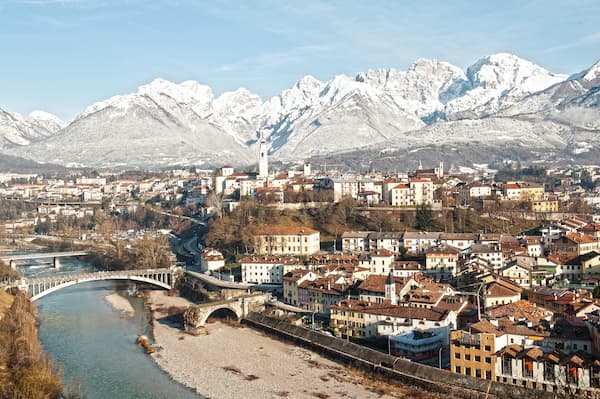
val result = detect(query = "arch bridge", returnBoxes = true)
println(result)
[3,268,180,301]
[183,293,271,334]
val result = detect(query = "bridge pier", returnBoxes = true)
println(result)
[53,257,60,270]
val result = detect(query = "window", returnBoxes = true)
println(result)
[465,354,471,361]
[485,371,492,380]
[455,366,461,373]
[454,352,460,359]
[485,357,491,364]
[475,355,481,362]
[485,345,491,351]
[502,356,512,375]
[465,367,471,376]
[476,369,482,378]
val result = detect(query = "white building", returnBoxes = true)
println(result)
[241,256,303,284]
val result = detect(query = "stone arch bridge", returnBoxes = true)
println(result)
[183,293,271,335]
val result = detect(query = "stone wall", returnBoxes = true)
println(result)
[244,313,555,399]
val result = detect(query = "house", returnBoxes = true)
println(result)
[341,231,371,253]
[409,178,434,206]
[330,299,457,339]
[241,255,304,284]
[469,183,492,199]
[254,226,320,256]
[367,232,404,254]
[200,248,226,272]
[357,274,415,304]
[484,279,522,309]
[500,261,532,287]
[282,269,317,306]
[425,244,460,282]
[402,231,441,255]
[532,199,559,213]
[393,261,424,278]
[554,233,599,256]
[495,346,600,393]
[389,183,411,206]
[297,277,348,315]
[541,319,593,354]
[359,248,395,275]
[439,233,477,250]
[567,251,600,281]
[470,244,504,270]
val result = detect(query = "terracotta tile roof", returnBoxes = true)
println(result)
[426,244,460,255]
[487,300,553,323]
[298,277,347,295]
[282,269,313,282]
[241,255,303,265]
[371,248,395,257]
[565,232,597,244]
[257,226,319,235]
[497,319,549,337]
[358,274,408,294]
[470,320,504,337]
[497,344,523,357]
[341,231,371,239]
[332,299,449,321]
[392,183,410,189]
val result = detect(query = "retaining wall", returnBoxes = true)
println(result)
[243,313,556,399]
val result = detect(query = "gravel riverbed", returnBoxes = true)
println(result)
[146,291,433,399]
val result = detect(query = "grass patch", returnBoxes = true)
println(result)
[0,290,14,320]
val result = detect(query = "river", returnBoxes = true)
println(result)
[16,257,202,399]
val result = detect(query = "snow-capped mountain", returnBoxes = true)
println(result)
[0,107,65,148]
[2,53,599,169]
[499,59,600,130]
[444,53,567,118]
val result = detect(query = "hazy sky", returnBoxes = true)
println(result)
[1,0,599,120]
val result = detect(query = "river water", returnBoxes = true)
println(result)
[16,257,202,399]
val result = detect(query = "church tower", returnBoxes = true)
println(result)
[385,272,397,305]
[258,132,268,178]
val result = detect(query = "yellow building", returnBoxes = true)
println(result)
[450,321,507,381]
[254,226,320,256]
[532,200,559,213]
[519,184,545,201]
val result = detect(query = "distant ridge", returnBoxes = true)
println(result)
[1,53,598,170]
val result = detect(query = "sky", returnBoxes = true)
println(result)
[0,0,599,121]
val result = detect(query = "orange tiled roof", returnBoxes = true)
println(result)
[257,226,319,235]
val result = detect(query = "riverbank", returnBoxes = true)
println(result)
[147,291,438,399]
[105,293,135,317]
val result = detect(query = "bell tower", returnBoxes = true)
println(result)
[258,132,268,178]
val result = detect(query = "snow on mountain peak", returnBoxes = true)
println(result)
[444,52,568,115]
[27,110,67,128]
[582,60,600,81]
[138,78,214,105]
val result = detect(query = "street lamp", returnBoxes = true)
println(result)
[438,346,443,369]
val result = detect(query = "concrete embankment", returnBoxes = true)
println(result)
[243,313,555,399]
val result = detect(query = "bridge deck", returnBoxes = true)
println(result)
[0,251,89,261]
[22,268,173,284]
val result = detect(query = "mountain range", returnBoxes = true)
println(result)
[1,52,599,170]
